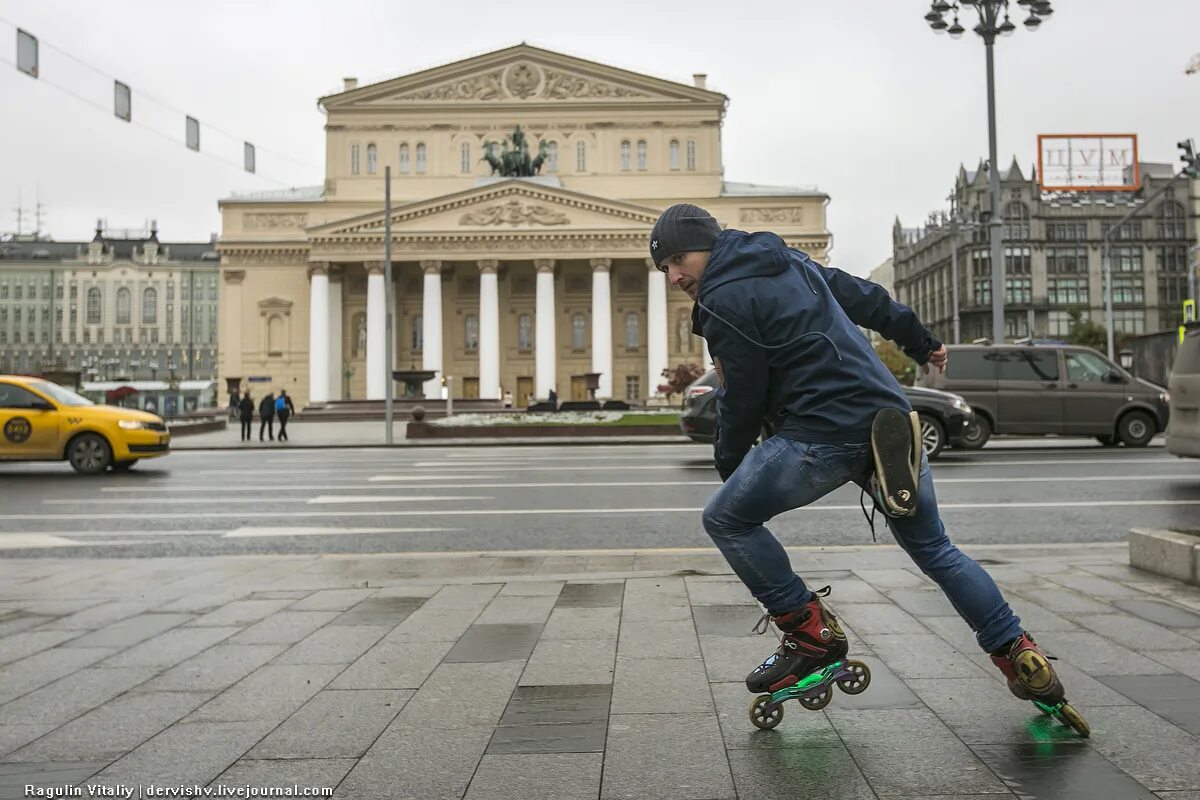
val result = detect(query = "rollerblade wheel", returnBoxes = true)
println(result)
[1057,703,1091,738]
[749,694,783,730]
[799,686,833,711]
[836,660,872,695]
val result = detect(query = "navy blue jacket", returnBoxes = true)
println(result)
[692,229,941,480]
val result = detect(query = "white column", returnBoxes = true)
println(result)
[421,260,443,399]
[534,259,556,399]
[590,258,613,400]
[327,270,343,400]
[365,263,386,400]
[308,265,330,405]
[478,260,501,400]
[646,258,669,398]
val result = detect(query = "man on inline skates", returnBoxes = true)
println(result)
[649,203,1087,735]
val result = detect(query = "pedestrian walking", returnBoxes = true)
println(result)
[650,203,1088,736]
[275,389,296,442]
[238,391,254,442]
[258,391,276,442]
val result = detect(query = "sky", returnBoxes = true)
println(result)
[0,0,1197,277]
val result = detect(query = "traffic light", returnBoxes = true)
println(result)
[1180,139,1200,177]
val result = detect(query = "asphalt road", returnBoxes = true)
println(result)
[0,440,1196,558]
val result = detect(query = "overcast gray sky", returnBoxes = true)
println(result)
[1,0,1197,276]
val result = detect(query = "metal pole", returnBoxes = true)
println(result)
[446,376,453,417]
[384,166,394,445]
[984,33,1006,345]
[1103,242,1114,360]
[949,216,961,344]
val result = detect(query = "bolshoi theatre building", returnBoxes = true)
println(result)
[217,44,831,409]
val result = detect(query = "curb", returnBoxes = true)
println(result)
[171,436,697,451]
[1129,527,1200,585]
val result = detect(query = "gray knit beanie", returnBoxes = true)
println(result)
[649,204,722,267]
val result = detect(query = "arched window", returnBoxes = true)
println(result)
[465,314,479,352]
[411,315,423,352]
[351,144,361,175]
[625,313,640,349]
[669,140,680,171]
[366,143,378,174]
[576,140,587,172]
[116,288,131,324]
[1157,201,1187,239]
[620,140,631,171]
[572,313,586,350]
[415,143,427,174]
[142,288,157,324]
[1004,201,1030,240]
[686,140,696,171]
[518,314,532,351]
[547,141,558,172]
[636,140,647,171]
[460,142,471,174]
[86,288,102,324]
[399,144,410,174]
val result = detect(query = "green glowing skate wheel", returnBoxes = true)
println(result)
[799,686,833,711]
[749,694,783,730]
[836,660,871,695]
[1057,702,1090,738]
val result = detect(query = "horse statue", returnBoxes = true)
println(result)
[479,125,548,177]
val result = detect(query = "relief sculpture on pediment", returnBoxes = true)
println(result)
[400,71,505,101]
[542,69,646,99]
[460,199,569,226]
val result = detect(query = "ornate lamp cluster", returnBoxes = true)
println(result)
[925,0,1053,41]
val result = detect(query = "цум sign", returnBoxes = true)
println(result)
[1038,134,1139,191]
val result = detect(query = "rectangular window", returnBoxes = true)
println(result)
[1048,277,1089,306]
[1104,274,1144,304]
[461,142,471,174]
[576,141,586,172]
[1157,245,1188,274]
[970,249,990,277]
[1047,246,1087,274]
[625,375,641,401]
[416,143,426,174]
[1102,221,1141,241]
[994,349,1058,381]
[620,141,631,171]
[1004,246,1031,275]
[973,279,991,306]
[1110,310,1145,334]
[686,140,696,171]
[1110,245,1142,272]
[1046,222,1087,241]
[351,144,360,175]
[1159,274,1189,305]
[14,285,22,300]
[1047,310,1077,337]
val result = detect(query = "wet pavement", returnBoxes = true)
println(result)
[1,543,1200,798]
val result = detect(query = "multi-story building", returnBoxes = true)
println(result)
[218,44,832,408]
[0,222,220,380]
[893,159,1197,345]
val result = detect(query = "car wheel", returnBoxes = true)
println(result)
[68,433,112,475]
[1095,435,1119,447]
[1116,411,1155,448]
[918,414,946,460]
[958,415,992,449]
[111,460,139,472]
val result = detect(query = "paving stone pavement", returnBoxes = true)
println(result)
[1,543,1199,799]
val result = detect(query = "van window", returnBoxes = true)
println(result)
[948,350,996,380]
[994,350,1059,382]
[1065,351,1114,383]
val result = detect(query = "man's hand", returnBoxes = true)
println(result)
[922,344,948,375]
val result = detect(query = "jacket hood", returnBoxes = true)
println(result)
[697,230,791,299]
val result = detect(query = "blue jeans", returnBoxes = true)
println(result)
[701,436,1023,653]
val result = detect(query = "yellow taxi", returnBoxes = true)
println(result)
[0,375,170,474]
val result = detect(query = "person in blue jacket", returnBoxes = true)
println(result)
[650,203,1082,729]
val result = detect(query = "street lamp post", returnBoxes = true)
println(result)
[926,0,1053,344]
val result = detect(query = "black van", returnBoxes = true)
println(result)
[919,344,1170,448]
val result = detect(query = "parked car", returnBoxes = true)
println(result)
[678,368,974,460]
[1167,322,1200,458]
[0,375,170,474]
[918,344,1169,448]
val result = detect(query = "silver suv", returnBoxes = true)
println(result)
[1167,322,1200,458]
